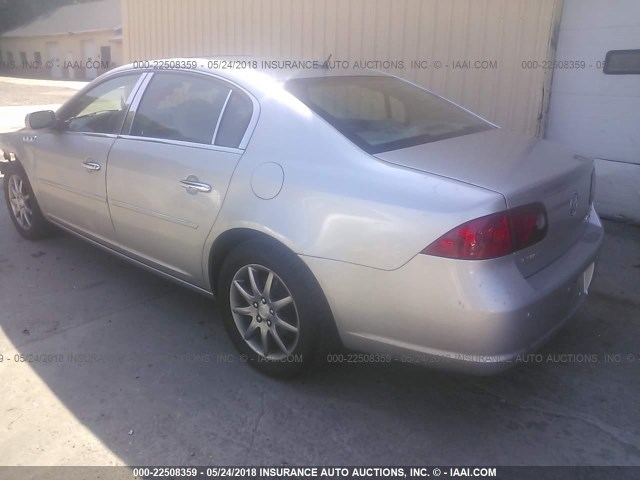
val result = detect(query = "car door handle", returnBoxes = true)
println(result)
[180,179,212,193]
[82,160,101,171]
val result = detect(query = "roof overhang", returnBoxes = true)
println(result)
[2,27,122,39]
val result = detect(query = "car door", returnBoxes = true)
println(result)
[107,71,256,286]
[34,73,144,242]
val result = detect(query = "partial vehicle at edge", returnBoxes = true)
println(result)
[0,59,603,377]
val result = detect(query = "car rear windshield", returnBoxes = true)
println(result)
[285,76,494,154]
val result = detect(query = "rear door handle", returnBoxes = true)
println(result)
[180,179,212,193]
[82,160,101,171]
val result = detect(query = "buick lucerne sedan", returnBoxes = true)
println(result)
[0,60,603,377]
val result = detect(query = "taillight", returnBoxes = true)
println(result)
[421,203,547,260]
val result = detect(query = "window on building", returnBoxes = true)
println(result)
[131,73,232,145]
[19,52,27,66]
[604,49,640,75]
[34,52,42,66]
[0,50,4,66]
[6,51,15,67]
[100,46,112,68]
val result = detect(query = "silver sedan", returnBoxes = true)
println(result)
[0,60,603,377]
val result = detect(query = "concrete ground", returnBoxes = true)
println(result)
[0,77,86,133]
[0,77,639,467]
[0,191,639,466]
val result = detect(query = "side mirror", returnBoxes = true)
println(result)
[25,110,57,130]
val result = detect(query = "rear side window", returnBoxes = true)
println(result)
[215,90,253,148]
[286,76,493,154]
[131,73,231,145]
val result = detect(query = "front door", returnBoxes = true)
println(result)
[34,73,143,242]
[107,72,254,286]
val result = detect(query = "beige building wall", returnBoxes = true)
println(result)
[122,0,563,136]
[0,31,123,80]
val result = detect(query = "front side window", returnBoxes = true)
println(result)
[286,76,493,154]
[130,73,232,145]
[58,74,141,134]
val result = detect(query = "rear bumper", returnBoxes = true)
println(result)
[302,206,604,374]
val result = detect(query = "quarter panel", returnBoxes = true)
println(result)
[301,208,603,361]
[205,94,507,276]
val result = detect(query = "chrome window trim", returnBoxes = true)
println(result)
[212,89,233,144]
[118,68,260,150]
[118,134,243,155]
[117,72,151,135]
[122,72,155,135]
[126,73,149,105]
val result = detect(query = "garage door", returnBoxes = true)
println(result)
[546,0,640,223]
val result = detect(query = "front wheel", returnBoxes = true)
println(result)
[3,165,52,240]
[219,240,335,378]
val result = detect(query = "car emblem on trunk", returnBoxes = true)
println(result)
[569,192,579,216]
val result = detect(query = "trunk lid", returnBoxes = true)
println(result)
[375,128,594,277]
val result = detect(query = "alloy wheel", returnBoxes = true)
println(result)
[229,264,300,360]
[8,174,33,230]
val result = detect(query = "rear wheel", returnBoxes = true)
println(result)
[219,240,335,378]
[3,164,52,240]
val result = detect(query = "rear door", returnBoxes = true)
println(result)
[106,71,256,286]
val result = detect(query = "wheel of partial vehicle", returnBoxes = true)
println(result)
[219,239,335,378]
[3,164,52,240]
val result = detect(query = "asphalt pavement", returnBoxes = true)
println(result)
[0,189,639,466]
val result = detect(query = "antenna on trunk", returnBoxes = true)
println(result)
[321,54,333,70]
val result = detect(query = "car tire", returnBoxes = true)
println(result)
[218,239,336,378]
[3,163,52,240]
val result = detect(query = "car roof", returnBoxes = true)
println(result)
[108,56,390,94]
